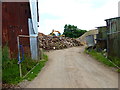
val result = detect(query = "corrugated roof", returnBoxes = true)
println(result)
[105,17,120,21]
[96,26,107,28]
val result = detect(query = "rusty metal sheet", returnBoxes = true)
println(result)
[2,2,31,58]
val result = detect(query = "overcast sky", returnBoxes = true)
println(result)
[38,0,120,35]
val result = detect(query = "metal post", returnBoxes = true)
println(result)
[37,36,40,60]
[19,63,22,77]
[17,36,22,77]
[17,35,38,77]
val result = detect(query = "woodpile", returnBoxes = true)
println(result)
[38,34,83,50]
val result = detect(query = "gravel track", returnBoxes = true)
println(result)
[25,46,118,88]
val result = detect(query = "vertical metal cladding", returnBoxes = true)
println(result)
[2,2,31,58]
[96,26,107,50]
[29,0,39,60]
[105,17,120,59]
[86,35,95,47]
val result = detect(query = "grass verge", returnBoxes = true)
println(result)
[85,48,120,72]
[23,54,48,81]
[2,45,48,84]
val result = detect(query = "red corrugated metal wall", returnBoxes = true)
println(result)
[2,2,31,58]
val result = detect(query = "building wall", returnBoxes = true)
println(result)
[97,26,107,40]
[76,29,98,45]
[86,35,95,47]
[96,26,107,50]
[106,17,120,59]
[29,0,39,60]
[2,2,31,58]
[29,0,38,34]
[28,19,39,60]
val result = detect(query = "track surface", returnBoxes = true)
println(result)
[26,47,118,88]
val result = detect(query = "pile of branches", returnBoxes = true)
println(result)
[38,35,83,50]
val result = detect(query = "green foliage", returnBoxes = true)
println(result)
[108,56,120,67]
[2,46,48,84]
[0,46,2,60]
[117,69,120,72]
[63,24,87,38]
[43,54,48,61]
[21,56,38,76]
[86,49,114,67]
[23,54,48,81]
[85,49,120,72]
[2,45,9,63]
[2,45,21,84]
[2,59,21,84]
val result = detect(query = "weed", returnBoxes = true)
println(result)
[2,59,21,84]
[2,45,48,84]
[23,54,48,81]
[85,49,117,67]
[21,56,38,76]
[2,45,9,63]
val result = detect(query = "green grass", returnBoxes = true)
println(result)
[2,59,22,84]
[108,56,120,67]
[2,55,48,84]
[2,45,9,62]
[23,54,48,81]
[2,45,21,84]
[85,49,120,68]
[2,45,48,84]
[21,57,38,76]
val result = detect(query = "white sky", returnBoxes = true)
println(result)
[38,0,120,35]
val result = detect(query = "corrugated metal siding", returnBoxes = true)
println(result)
[29,0,38,34]
[28,19,39,60]
[28,0,39,60]
[2,2,31,58]
[97,26,107,40]
[86,35,95,47]
[96,26,107,50]
[106,17,120,58]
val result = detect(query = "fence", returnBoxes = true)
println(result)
[17,35,40,77]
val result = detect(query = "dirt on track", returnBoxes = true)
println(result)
[25,46,118,88]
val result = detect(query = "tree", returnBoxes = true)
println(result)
[63,24,87,38]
